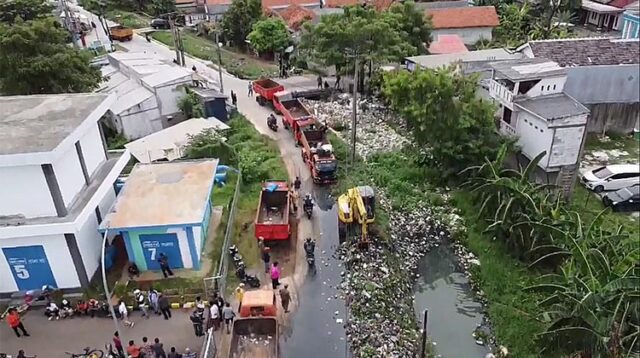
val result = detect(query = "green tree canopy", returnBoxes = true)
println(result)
[382,1,432,55]
[0,0,53,24]
[0,18,102,95]
[247,18,291,55]
[221,0,262,48]
[300,5,411,73]
[177,90,204,119]
[383,68,507,181]
[151,0,176,16]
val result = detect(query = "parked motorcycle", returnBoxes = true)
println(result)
[267,114,278,131]
[304,237,316,268]
[235,264,260,288]
[228,245,244,267]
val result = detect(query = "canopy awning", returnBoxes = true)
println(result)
[582,0,624,14]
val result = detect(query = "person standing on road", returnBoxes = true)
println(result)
[6,308,29,337]
[167,347,180,358]
[234,284,245,310]
[141,336,154,358]
[293,176,301,191]
[248,82,253,97]
[127,340,141,358]
[335,74,341,89]
[190,309,204,337]
[261,247,271,273]
[222,302,235,334]
[317,75,323,89]
[153,337,167,358]
[208,299,220,331]
[134,289,149,319]
[113,331,125,358]
[158,253,174,278]
[271,261,281,289]
[118,300,134,327]
[279,284,291,313]
[158,292,172,320]
[149,288,160,315]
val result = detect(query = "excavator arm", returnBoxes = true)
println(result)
[338,186,375,248]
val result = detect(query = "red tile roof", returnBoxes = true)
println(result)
[609,0,635,8]
[324,0,361,7]
[261,0,318,9]
[369,0,394,11]
[426,6,499,29]
[279,4,316,29]
[428,34,469,54]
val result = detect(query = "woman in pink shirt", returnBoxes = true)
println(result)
[270,261,281,289]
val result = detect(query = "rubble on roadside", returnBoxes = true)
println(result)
[303,96,411,159]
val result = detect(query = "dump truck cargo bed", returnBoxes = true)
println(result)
[229,317,278,358]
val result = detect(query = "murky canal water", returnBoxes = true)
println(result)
[279,189,348,358]
[414,244,489,358]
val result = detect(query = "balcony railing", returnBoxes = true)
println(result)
[489,80,514,107]
[500,120,517,136]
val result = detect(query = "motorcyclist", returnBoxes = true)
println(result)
[267,114,276,127]
[304,237,315,257]
[293,176,301,191]
[303,193,313,210]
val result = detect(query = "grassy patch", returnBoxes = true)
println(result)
[106,10,151,29]
[150,31,278,80]
[206,171,239,276]
[584,132,640,161]
[452,191,545,358]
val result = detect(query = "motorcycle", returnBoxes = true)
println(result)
[228,245,244,267]
[267,114,278,132]
[303,201,313,220]
[235,264,260,288]
[304,238,316,268]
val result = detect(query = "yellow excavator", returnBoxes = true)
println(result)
[337,186,375,248]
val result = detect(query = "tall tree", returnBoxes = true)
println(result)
[0,0,53,24]
[383,68,507,181]
[382,1,432,55]
[221,0,262,49]
[247,18,291,55]
[0,18,102,95]
[151,0,176,16]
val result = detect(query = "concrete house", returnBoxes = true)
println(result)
[622,1,640,38]
[98,52,196,140]
[520,37,640,134]
[580,0,635,31]
[99,160,218,272]
[425,6,500,45]
[488,58,590,193]
[0,94,130,294]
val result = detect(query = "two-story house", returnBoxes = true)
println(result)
[0,93,130,294]
[488,58,590,194]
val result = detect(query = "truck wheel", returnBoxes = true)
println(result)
[126,35,132,41]
[257,97,265,106]
[338,223,346,243]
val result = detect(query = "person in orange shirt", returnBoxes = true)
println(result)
[6,308,30,337]
[126,340,141,358]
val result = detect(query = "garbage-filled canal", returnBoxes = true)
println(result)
[414,243,489,357]
[279,192,348,358]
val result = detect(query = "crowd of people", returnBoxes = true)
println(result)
[113,332,196,358]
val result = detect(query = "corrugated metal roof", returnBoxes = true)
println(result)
[490,58,566,80]
[527,38,640,66]
[406,49,523,69]
[125,117,230,163]
[515,94,589,120]
[142,66,193,87]
[111,87,154,115]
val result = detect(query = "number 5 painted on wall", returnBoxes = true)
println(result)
[148,248,156,261]
[14,264,30,279]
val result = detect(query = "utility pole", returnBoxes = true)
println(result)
[178,27,186,66]
[169,18,181,65]
[215,31,224,93]
[351,55,359,167]
[60,0,79,48]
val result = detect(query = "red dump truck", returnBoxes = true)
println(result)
[273,91,315,131]
[254,181,290,241]
[228,290,278,358]
[253,78,285,106]
[299,124,338,185]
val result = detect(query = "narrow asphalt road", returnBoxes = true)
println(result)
[73,5,349,356]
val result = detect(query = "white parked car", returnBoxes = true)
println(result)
[581,164,640,193]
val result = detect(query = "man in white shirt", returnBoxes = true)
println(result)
[209,300,220,331]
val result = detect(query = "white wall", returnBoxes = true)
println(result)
[75,211,102,282]
[166,227,193,269]
[79,124,106,178]
[193,226,203,256]
[155,82,189,116]
[53,145,86,207]
[549,126,586,167]
[515,111,553,167]
[0,165,56,218]
[524,76,566,97]
[432,27,493,45]
[119,97,162,139]
[98,185,117,223]
[0,234,80,293]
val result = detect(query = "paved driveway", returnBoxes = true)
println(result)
[0,309,202,358]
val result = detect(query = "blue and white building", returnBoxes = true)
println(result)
[99,160,218,272]
[622,1,640,38]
